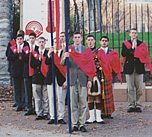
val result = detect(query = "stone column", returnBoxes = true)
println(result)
[0,0,13,46]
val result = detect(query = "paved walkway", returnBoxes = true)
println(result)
[1,101,152,137]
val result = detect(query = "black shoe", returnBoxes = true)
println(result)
[96,121,105,124]
[106,115,113,119]
[101,114,113,119]
[12,103,17,107]
[43,115,50,120]
[33,111,36,115]
[85,121,93,124]
[127,107,135,113]
[16,107,23,112]
[35,116,44,120]
[80,126,87,132]
[48,119,55,124]
[24,111,34,116]
[72,126,78,132]
[135,107,142,113]
[58,119,66,124]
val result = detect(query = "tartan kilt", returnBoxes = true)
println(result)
[101,79,115,115]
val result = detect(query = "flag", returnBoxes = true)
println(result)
[107,50,122,83]
[68,46,96,80]
[46,0,55,33]
[55,0,60,50]
[134,43,152,74]
[41,57,49,77]
[10,39,16,47]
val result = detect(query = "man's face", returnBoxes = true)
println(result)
[38,39,45,50]
[73,34,82,46]
[29,36,36,45]
[16,36,24,45]
[86,37,95,48]
[100,38,108,48]
[129,30,138,40]
[60,33,65,43]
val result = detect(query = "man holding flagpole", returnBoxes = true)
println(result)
[46,33,67,124]
[61,32,95,132]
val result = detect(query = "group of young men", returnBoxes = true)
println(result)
[6,28,152,132]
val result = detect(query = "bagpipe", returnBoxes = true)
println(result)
[88,51,105,99]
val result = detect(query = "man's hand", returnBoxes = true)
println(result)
[87,81,92,89]
[64,52,69,58]
[49,47,54,54]
[48,47,54,57]
[132,40,137,49]
[62,81,67,89]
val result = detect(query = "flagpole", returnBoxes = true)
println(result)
[99,0,102,37]
[82,0,85,45]
[64,0,72,133]
[93,0,96,47]
[49,0,57,124]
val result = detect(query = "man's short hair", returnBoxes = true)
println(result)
[29,32,36,38]
[130,28,137,32]
[73,31,81,35]
[17,30,25,36]
[16,34,24,39]
[60,32,65,35]
[86,34,95,40]
[38,36,46,41]
[100,36,109,41]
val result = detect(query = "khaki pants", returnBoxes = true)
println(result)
[47,83,67,120]
[126,72,143,108]
[70,82,87,127]
[32,84,49,116]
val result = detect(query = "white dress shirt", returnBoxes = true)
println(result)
[29,44,36,51]
[17,43,24,53]
[99,47,108,54]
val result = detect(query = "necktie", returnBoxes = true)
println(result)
[60,50,63,58]
[75,47,79,53]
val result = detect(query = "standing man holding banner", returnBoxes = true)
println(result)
[22,32,37,116]
[30,37,49,120]
[7,34,26,111]
[46,33,67,125]
[122,28,152,113]
[61,32,95,132]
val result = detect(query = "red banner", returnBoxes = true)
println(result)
[10,40,16,47]
[46,0,55,32]
[55,0,60,50]
[68,46,96,80]
[41,56,49,77]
